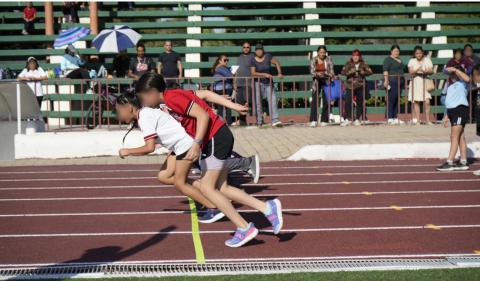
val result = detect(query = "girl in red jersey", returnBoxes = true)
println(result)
[136,73,283,248]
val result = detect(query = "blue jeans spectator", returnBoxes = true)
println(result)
[387,78,404,119]
[254,82,279,125]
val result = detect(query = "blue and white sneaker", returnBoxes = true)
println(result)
[225,222,259,248]
[198,208,225,224]
[265,199,283,235]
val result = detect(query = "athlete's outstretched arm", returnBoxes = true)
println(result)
[119,138,156,158]
[195,89,248,114]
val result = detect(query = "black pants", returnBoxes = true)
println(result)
[36,96,43,107]
[67,68,90,79]
[215,89,233,125]
[310,78,329,123]
[387,78,403,119]
[24,20,34,34]
[345,87,365,121]
[235,85,253,125]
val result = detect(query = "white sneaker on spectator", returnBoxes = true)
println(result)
[273,121,283,127]
[340,120,351,127]
[320,122,328,127]
[353,119,361,126]
[473,170,480,176]
[396,119,405,125]
[387,118,395,125]
[310,121,317,128]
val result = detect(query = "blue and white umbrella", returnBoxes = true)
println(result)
[92,25,142,53]
[53,27,91,48]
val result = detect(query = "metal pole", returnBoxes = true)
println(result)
[16,82,21,134]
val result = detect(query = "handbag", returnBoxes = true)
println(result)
[425,79,435,92]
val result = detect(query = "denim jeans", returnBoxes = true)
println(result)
[254,82,279,125]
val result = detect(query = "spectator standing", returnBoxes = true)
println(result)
[212,55,234,125]
[157,41,183,88]
[383,44,405,125]
[472,64,480,176]
[407,45,434,125]
[22,2,36,35]
[250,43,283,127]
[17,57,47,106]
[234,42,254,126]
[309,45,334,127]
[62,2,79,23]
[341,49,373,126]
[128,42,155,81]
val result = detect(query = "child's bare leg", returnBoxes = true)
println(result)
[447,125,462,161]
[219,183,267,213]
[459,127,468,161]
[200,169,249,229]
[175,159,216,209]
[414,102,421,121]
[157,153,176,185]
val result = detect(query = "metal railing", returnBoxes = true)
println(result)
[5,73,477,132]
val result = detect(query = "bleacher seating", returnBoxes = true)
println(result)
[0,1,479,124]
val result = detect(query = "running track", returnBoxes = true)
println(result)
[0,159,479,267]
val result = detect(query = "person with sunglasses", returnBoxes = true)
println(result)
[234,42,255,126]
[212,55,234,125]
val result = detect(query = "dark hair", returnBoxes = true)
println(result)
[212,55,226,73]
[317,45,327,53]
[136,72,166,94]
[116,90,141,109]
[26,59,39,70]
[464,44,473,50]
[413,45,424,57]
[136,42,145,50]
[390,44,400,51]
[473,63,480,73]
[453,48,463,57]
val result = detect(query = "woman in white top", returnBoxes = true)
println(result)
[407,46,434,125]
[17,56,47,106]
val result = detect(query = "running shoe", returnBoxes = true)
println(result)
[436,162,457,171]
[265,199,283,235]
[473,170,480,176]
[454,162,469,171]
[225,222,259,248]
[198,208,225,224]
[248,154,260,184]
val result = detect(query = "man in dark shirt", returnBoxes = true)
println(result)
[158,41,183,88]
[234,42,255,126]
[128,42,155,81]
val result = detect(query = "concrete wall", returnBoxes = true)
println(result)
[15,130,168,159]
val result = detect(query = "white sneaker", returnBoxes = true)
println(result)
[396,119,405,125]
[340,120,351,127]
[310,121,317,128]
[272,121,283,127]
[387,118,395,125]
[353,119,361,126]
[320,122,328,127]
[473,170,480,176]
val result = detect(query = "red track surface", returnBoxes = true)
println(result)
[0,159,479,266]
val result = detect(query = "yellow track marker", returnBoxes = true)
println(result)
[362,191,373,196]
[390,205,403,211]
[342,181,350,185]
[425,224,442,230]
[188,198,205,264]
[474,250,480,254]
[324,172,332,176]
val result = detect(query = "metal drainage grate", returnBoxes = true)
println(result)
[1,257,479,279]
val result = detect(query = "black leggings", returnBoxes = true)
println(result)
[310,78,329,123]
[345,87,365,121]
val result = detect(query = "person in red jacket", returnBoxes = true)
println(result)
[23,2,36,35]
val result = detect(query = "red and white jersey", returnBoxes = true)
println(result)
[137,107,193,155]
[163,89,225,146]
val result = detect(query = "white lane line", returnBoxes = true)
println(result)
[1,177,479,185]
[1,189,480,202]
[1,205,479,218]
[1,224,479,238]
[2,163,479,175]
[2,253,480,267]
[0,170,474,181]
